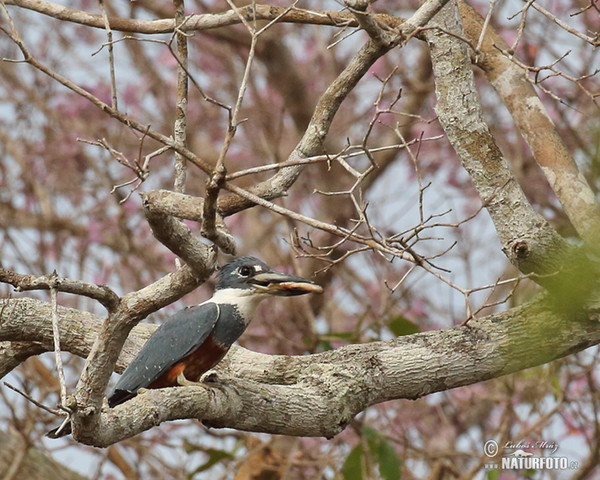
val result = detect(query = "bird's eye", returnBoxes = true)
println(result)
[239,265,253,277]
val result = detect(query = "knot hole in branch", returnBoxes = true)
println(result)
[513,240,530,260]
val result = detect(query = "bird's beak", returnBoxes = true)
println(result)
[250,271,323,296]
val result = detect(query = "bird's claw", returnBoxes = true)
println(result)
[201,370,219,383]
[176,372,210,389]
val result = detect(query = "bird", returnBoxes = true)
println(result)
[47,256,322,438]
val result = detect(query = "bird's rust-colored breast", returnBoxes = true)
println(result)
[148,334,229,389]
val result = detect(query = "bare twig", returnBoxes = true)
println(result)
[3,382,63,416]
[508,0,535,52]
[201,165,236,255]
[50,284,68,409]
[527,1,599,47]
[198,23,258,253]
[80,137,169,202]
[474,0,498,56]
[493,45,598,107]
[199,1,294,254]
[0,268,120,311]
[570,0,600,16]
[225,138,442,180]
[98,0,117,110]
[0,6,215,177]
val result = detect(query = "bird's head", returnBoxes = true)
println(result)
[216,256,323,297]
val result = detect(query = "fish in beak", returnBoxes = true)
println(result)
[250,271,323,296]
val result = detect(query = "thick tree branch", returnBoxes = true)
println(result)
[458,0,600,244]
[0,341,47,380]
[425,1,570,276]
[141,193,216,276]
[1,294,599,446]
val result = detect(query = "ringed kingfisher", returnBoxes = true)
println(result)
[47,256,322,438]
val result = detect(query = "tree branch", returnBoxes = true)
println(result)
[69,257,213,440]
[0,341,47,380]
[1,294,599,446]
[5,0,368,34]
[0,268,120,312]
[172,0,188,194]
[424,0,570,276]
[458,0,600,244]
[141,192,217,275]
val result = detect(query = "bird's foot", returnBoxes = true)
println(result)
[176,372,210,389]
[200,370,219,383]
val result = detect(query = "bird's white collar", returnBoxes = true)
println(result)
[205,287,266,321]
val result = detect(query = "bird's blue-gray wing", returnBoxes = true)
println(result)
[108,303,219,406]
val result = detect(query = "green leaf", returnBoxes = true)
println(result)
[183,441,236,477]
[362,425,380,455]
[388,316,420,336]
[317,340,333,352]
[321,331,357,340]
[551,374,562,398]
[377,437,401,480]
[361,426,401,480]
[486,470,500,480]
[342,444,364,480]
[189,448,235,476]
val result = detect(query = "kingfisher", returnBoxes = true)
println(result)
[47,256,322,438]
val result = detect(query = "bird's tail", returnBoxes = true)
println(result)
[46,418,72,438]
